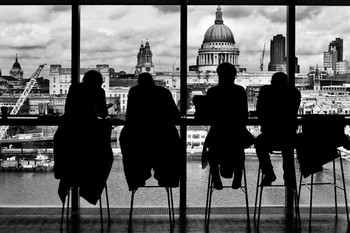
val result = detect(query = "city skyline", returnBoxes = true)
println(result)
[0,5,349,77]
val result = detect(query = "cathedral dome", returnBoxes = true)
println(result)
[203,6,235,44]
[203,24,235,43]
[12,55,21,69]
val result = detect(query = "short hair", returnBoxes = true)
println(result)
[271,72,288,86]
[138,72,154,86]
[216,62,237,83]
[82,70,103,87]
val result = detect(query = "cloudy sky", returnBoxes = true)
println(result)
[0,5,349,78]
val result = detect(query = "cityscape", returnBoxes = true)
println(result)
[0,4,349,222]
[0,5,349,166]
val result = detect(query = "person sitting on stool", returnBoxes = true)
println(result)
[204,63,253,190]
[255,72,301,187]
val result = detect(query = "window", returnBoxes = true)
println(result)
[0,0,349,210]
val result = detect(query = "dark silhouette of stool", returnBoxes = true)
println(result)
[204,165,250,231]
[60,182,110,231]
[298,149,349,229]
[253,152,300,229]
[129,186,175,230]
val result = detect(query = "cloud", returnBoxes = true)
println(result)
[0,24,50,48]
[48,6,71,14]
[258,7,286,23]
[155,6,180,14]
[296,7,322,21]
[224,7,255,19]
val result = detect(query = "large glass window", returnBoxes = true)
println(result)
[81,5,180,207]
[0,1,349,210]
[187,5,287,207]
[296,6,350,206]
[0,5,71,206]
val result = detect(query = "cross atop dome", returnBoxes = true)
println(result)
[215,5,223,24]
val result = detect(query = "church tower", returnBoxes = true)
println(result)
[135,39,154,75]
[197,6,240,72]
[10,54,24,79]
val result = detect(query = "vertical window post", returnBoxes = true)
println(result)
[180,0,188,215]
[286,0,296,210]
[71,0,80,210]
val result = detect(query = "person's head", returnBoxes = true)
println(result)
[216,62,237,85]
[271,72,289,86]
[82,70,103,88]
[138,72,154,86]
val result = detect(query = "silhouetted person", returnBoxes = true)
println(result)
[120,72,181,191]
[203,63,252,190]
[256,72,301,187]
[54,70,113,205]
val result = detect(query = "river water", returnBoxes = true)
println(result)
[0,155,349,208]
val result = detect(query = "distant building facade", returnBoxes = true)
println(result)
[196,6,240,72]
[9,54,24,80]
[324,37,343,74]
[135,40,154,75]
[49,64,110,95]
[268,34,286,72]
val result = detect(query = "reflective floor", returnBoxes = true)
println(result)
[0,206,349,233]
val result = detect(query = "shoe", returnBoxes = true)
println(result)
[261,172,276,186]
[212,175,223,190]
[231,178,241,189]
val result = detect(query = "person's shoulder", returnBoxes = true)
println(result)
[233,83,246,91]
[259,85,271,92]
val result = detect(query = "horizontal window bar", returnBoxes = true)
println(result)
[2,0,350,5]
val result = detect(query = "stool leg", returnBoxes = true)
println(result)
[309,173,314,230]
[170,188,175,226]
[129,190,136,229]
[60,198,65,231]
[333,159,338,219]
[205,171,212,224]
[99,195,103,230]
[296,174,303,227]
[257,182,264,229]
[205,173,214,231]
[243,165,250,231]
[254,166,261,223]
[66,189,70,224]
[339,156,350,224]
[166,187,173,229]
[105,183,111,223]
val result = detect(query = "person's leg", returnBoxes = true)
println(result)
[231,149,245,189]
[282,146,296,189]
[208,148,223,190]
[256,134,276,185]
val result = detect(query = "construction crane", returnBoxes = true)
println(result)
[0,63,46,139]
[260,43,266,71]
[172,56,178,71]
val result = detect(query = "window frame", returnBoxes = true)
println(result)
[1,0,350,211]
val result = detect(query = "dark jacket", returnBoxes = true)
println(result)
[257,84,301,144]
[54,83,113,205]
[202,83,253,171]
[119,83,181,190]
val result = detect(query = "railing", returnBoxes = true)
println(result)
[0,114,349,212]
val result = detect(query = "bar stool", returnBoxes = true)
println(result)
[204,165,250,232]
[60,182,110,231]
[298,149,349,229]
[129,186,175,230]
[253,151,300,229]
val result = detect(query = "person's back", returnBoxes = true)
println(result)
[54,70,113,205]
[207,83,247,133]
[121,72,181,190]
[204,63,251,190]
[255,72,301,186]
[257,80,301,139]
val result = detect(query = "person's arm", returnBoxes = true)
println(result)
[96,88,108,119]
